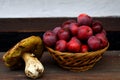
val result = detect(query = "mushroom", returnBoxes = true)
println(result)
[3,36,44,79]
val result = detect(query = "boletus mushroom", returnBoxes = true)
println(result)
[3,36,44,79]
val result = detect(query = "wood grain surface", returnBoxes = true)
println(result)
[0,51,120,80]
[0,17,120,32]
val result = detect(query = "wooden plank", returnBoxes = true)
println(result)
[0,51,120,80]
[0,17,120,32]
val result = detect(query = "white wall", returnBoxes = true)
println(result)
[0,0,120,18]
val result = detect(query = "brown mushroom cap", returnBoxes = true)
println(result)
[3,36,44,68]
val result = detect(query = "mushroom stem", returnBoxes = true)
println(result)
[22,53,44,79]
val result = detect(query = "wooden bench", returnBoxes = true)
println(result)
[0,17,120,80]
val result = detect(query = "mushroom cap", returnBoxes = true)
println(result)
[3,36,44,68]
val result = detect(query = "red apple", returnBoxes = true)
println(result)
[81,44,89,53]
[55,40,67,52]
[43,30,57,47]
[62,19,76,30]
[70,37,81,44]
[77,13,93,26]
[92,21,103,34]
[69,23,79,36]
[77,26,93,40]
[95,33,108,49]
[58,29,70,41]
[52,26,61,36]
[67,37,81,53]
[87,36,101,51]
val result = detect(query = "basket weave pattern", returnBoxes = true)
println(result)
[46,43,109,71]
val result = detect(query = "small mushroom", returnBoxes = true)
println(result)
[3,36,44,79]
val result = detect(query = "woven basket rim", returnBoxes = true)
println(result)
[46,43,109,56]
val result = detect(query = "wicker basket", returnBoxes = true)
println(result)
[46,43,109,72]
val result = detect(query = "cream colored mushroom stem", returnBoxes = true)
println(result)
[22,53,44,79]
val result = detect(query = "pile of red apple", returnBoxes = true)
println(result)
[43,13,108,53]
